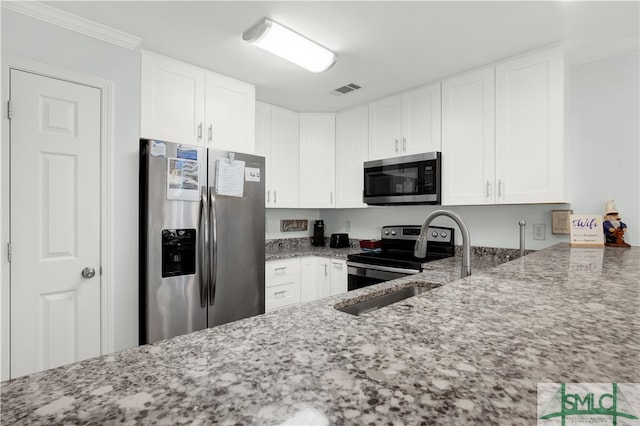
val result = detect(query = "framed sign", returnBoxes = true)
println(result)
[569,214,604,247]
[551,209,573,234]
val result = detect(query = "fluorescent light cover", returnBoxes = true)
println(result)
[243,17,336,73]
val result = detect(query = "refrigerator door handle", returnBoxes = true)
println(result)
[198,186,208,308]
[209,186,218,306]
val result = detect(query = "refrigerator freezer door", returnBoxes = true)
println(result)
[140,140,208,344]
[207,150,265,326]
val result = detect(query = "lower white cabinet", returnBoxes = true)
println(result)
[330,259,348,295]
[266,256,348,312]
[265,259,301,312]
[300,257,331,303]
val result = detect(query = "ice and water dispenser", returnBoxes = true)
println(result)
[161,229,196,277]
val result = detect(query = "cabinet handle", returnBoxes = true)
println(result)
[332,261,342,268]
[330,192,333,205]
[486,181,492,198]
[394,138,399,152]
[208,124,213,142]
[498,180,504,198]
[274,290,287,298]
[275,266,287,271]
[274,191,277,204]
[267,190,270,205]
[402,137,407,152]
[198,123,203,140]
[324,264,328,276]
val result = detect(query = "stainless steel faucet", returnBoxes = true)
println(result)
[414,209,471,278]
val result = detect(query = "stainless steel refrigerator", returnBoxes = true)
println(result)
[139,139,265,344]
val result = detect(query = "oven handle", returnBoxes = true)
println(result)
[347,261,422,275]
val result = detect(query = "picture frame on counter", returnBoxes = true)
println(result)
[551,209,573,234]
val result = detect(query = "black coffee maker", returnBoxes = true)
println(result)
[312,220,325,247]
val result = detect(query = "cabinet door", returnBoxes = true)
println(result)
[141,51,205,145]
[401,83,441,154]
[265,259,301,311]
[330,259,348,296]
[441,68,495,205]
[205,73,256,154]
[335,106,369,208]
[269,106,300,208]
[255,102,272,206]
[495,46,566,203]
[300,257,331,303]
[299,114,336,208]
[368,95,402,160]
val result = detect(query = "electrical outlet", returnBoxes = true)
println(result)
[346,220,351,232]
[533,224,546,240]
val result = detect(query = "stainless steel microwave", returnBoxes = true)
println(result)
[363,152,441,205]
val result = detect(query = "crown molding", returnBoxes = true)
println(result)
[2,1,142,49]
[571,36,640,66]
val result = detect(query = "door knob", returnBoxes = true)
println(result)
[81,267,96,279]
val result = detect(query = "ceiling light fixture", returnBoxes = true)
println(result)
[242,17,336,73]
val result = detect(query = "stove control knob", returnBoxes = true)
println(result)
[384,230,390,235]
[441,232,448,239]
[431,231,438,237]
[390,231,397,236]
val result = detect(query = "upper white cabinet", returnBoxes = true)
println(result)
[441,67,495,205]
[256,102,300,208]
[141,51,256,153]
[442,45,566,205]
[335,105,369,208]
[495,46,566,203]
[299,114,336,208]
[368,83,441,160]
[204,73,255,153]
[141,51,205,145]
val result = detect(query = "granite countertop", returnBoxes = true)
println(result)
[2,243,639,425]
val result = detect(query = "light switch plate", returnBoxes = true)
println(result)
[533,224,546,240]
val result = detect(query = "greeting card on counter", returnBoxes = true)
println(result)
[569,214,604,247]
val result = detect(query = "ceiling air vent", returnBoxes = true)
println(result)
[334,83,362,95]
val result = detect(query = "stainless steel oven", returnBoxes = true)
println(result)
[347,225,454,291]
[363,152,441,205]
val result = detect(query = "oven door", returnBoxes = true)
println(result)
[363,152,440,205]
[347,262,420,291]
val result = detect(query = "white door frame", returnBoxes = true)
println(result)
[1,54,114,380]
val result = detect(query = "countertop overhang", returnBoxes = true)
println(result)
[2,243,639,425]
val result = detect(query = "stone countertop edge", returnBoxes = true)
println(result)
[1,243,639,425]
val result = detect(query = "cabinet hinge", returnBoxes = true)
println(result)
[7,243,12,263]
[7,101,12,120]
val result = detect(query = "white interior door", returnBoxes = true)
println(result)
[9,69,102,378]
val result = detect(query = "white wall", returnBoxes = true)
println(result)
[570,50,639,246]
[266,209,319,240]
[1,10,141,352]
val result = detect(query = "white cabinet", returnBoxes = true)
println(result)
[442,46,566,205]
[368,95,402,160]
[495,46,566,203]
[204,73,255,153]
[255,102,300,208]
[441,67,495,205]
[141,51,205,145]
[368,83,441,160]
[299,114,336,208]
[141,51,256,153]
[265,259,301,312]
[335,105,369,208]
[299,257,348,304]
[329,259,348,295]
[300,257,331,303]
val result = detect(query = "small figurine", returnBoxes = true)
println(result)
[602,200,631,247]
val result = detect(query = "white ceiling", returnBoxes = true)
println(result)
[42,1,639,112]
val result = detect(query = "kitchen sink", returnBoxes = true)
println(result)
[335,283,440,316]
